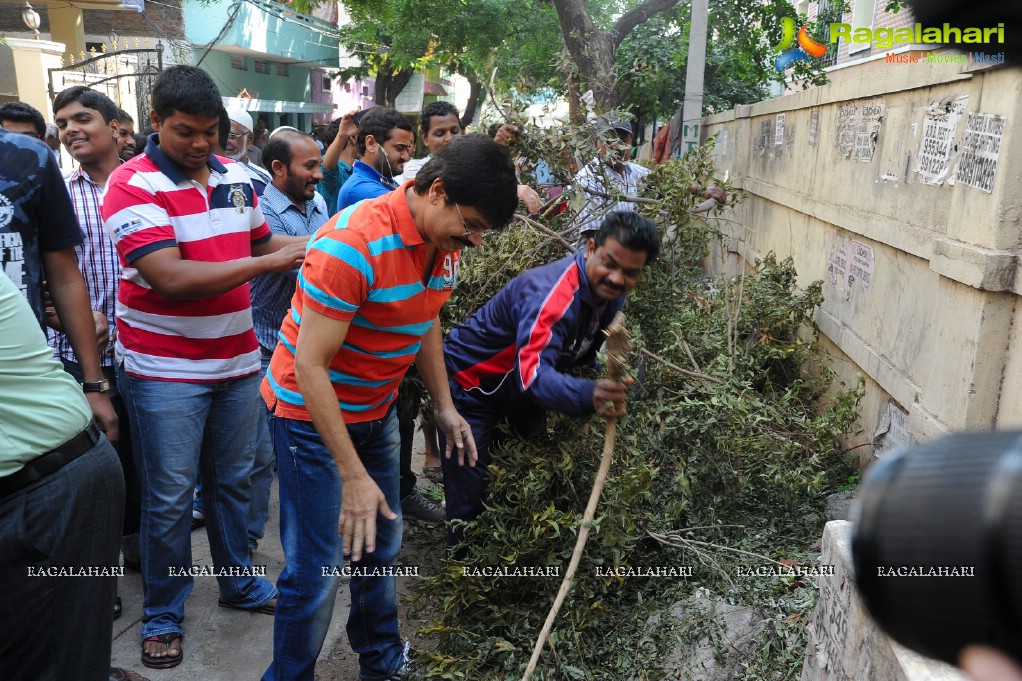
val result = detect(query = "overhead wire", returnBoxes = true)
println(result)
[196,1,242,66]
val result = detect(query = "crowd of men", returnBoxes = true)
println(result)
[0,64,691,681]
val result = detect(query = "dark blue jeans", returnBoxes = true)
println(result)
[439,376,544,546]
[0,433,123,681]
[263,405,404,681]
[194,347,275,550]
[119,370,277,639]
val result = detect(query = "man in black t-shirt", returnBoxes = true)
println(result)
[0,126,117,441]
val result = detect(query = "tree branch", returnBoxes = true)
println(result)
[640,347,723,385]
[611,0,682,49]
[514,214,575,253]
[581,186,659,205]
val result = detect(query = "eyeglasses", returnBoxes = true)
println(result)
[454,203,494,239]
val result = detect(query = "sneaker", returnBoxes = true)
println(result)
[400,490,445,524]
[191,509,205,531]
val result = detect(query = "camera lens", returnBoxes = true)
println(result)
[851,431,1022,666]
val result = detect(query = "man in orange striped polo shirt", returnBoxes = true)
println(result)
[260,134,518,681]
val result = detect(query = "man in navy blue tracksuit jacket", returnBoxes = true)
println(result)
[440,211,661,538]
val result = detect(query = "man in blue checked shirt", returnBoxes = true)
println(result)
[247,129,329,553]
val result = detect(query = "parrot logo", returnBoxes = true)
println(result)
[773,16,829,71]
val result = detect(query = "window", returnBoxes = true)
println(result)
[848,0,876,54]
[321,74,332,92]
[361,85,369,97]
[817,0,841,66]
[276,63,289,77]
[231,55,246,70]
[254,60,269,74]
[344,82,352,93]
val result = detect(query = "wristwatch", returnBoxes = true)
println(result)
[82,379,112,393]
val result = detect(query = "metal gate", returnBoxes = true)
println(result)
[48,41,164,126]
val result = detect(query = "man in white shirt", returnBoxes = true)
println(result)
[573,113,726,246]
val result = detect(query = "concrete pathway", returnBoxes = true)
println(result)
[110,478,350,681]
[112,429,436,681]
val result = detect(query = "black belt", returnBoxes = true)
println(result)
[0,421,102,502]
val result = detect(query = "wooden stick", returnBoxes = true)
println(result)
[522,312,629,680]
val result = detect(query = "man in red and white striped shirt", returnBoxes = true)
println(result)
[101,65,307,671]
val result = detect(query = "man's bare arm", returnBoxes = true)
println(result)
[42,248,118,441]
[132,243,305,300]
[414,318,477,467]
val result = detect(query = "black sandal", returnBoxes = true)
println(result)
[140,632,183,669]
[422,466,444,485]
[113,595,122,620]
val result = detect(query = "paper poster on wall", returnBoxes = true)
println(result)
[828,233,875,301]
[914,94,969,185]
[873,402,910,459]
[775,113,785,146]
[754,118,773,155]
[835,104,858,158]
[714,125,729,163]
[834,99,885,161]
[951,113,1006,193]
[808,109,820,147]
[854,99,885,162]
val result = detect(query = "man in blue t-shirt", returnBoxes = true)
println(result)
[335,107,414,212]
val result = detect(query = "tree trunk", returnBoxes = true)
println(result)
[566,73,584,126]
[550,0,681,111]
[460,76,484,130]
[375,64,414,109]
[550,0,618,110]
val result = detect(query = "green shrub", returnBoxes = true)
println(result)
[412,140,862,680]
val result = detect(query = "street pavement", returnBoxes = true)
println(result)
[110,477,348,681]
[111,430,432,681]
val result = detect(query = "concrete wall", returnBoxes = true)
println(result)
[200,50,312,106]
[801,521,966,681]
[703,59,1022,460]
[182,0,337,66]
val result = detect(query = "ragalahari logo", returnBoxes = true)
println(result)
[773,17,829,71]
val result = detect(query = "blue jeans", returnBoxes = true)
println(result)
[263,405,403,681]
[0,433,123,681]
[194,347,276,550]
[119,370,277,639]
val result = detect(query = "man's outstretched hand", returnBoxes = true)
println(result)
[437,406,478,468]
[592,376,633,418]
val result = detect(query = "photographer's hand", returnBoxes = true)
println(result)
[961,646,1022,681]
